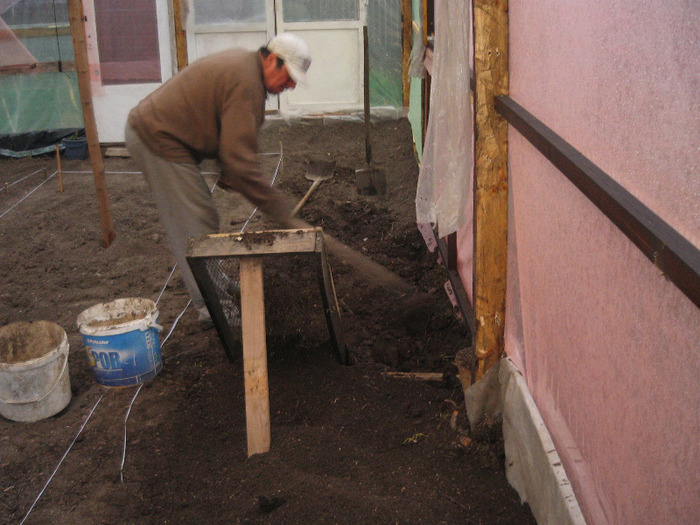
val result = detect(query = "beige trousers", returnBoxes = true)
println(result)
[124,123,219,318]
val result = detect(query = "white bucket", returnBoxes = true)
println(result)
[76,298,163,388]
[0,321,72,423]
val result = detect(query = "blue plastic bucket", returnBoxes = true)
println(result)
[62,138,88,160]
[77,298,163,388]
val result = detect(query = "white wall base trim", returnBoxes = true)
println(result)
[465,358,586,525]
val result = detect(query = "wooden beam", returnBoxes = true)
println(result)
[383,371,445,382]
[495,95,700,309]
[472,0,509,380]
[187,228,322,259]
[0,61,76,76]
[11,25,71,38]
[240,257,271,456]
[68,0,115,248]
[55,145,63,193]
[172,0,189,70]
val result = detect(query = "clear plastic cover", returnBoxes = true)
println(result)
[415,0,472,238]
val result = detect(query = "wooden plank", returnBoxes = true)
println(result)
[104,147,130,158]
[383,371,445,382]
[172,0,189,70]
[68,0,114,248]
[240,257,270,456]
[187,228,322,259]
[0,61,76,76]
[472,0,509,381]
[495,95,700,309]
[11,25,72,38]
[55,145,63,193]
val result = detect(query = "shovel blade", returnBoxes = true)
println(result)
[306,160,336,182]
[355,167,386,196]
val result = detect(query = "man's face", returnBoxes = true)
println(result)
[262,53,296,94]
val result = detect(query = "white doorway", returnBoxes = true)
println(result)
[186,0,365,114]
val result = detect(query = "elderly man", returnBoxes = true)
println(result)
[125,33,311,326]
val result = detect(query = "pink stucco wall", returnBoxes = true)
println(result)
[505,2,699,524]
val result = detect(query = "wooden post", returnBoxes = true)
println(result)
[240,256,270,456]
[472,0,509,380]
[67,0,114,247]
[55,144,63,193]
[172,0,188,70]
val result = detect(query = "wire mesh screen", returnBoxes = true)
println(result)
[187,228,348,365]
[205,259,241,326]
[188,256,243,361]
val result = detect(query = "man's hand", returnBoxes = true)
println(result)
[216,178,235,191]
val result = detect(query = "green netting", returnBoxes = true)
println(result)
[0,72,83,135]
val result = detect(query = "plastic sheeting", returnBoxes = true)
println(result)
[0,0,83,156]
[506,2,700,524]
[415,0,472,238]
[367,0,403,108]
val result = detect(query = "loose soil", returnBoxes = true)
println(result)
[0,117,535,524]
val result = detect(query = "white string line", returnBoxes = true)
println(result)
[0,170,57,220]
[59,170,221,175]
[117,168,228,481]
[20,389,109,525]
[61,170,143,175]
[240,151,283,231]
[160,299,192,348]
[119,383,143,484]
[117,298,192,483]
[0,167,46,193]
[155,265,177,305]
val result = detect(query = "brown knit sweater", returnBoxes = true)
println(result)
[128,49,292,221]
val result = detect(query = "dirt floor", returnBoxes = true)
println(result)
[0,117,535,524]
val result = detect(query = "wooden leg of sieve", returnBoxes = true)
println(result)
[239,256,270,457]
[56,144,63,193]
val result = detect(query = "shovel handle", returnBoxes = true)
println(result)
[291,178,322,217]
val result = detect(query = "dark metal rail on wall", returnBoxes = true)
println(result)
[494,95,700,309]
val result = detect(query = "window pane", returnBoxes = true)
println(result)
[94,0,161,85]
[283,0,357,23]
[194,0,266,25]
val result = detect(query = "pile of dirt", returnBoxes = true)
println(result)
[0,117,535,524]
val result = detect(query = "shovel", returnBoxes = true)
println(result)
[355,25,386,196]
[291,159,336,216]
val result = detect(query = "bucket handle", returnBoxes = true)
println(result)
[0,352,69,405]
